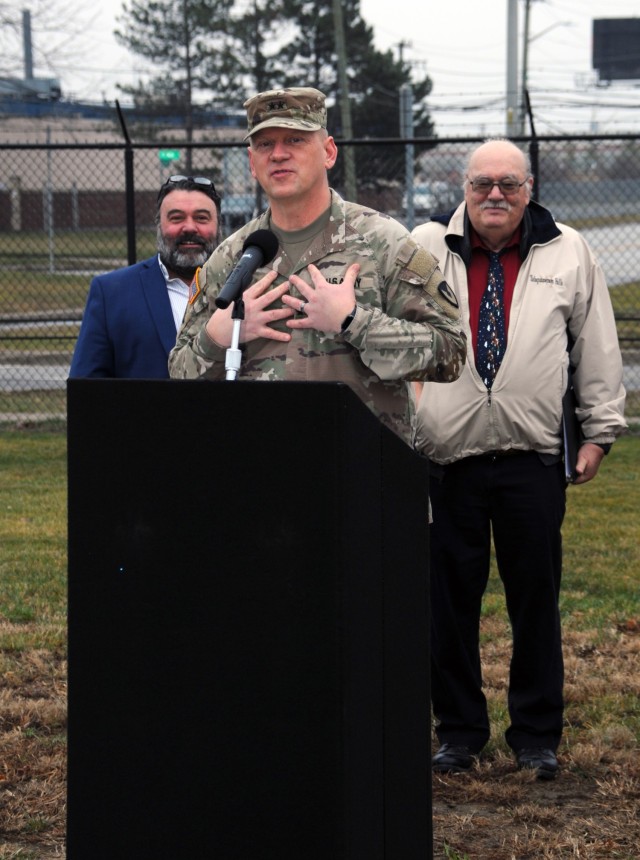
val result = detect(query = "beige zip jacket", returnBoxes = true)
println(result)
[412,200,627,464]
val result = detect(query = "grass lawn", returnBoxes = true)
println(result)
[0,428,638,859]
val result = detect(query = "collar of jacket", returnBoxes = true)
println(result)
[432,198,562,266]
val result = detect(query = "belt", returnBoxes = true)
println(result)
[427,450,533,478]
[479,449,532,460]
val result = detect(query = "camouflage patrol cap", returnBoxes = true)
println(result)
[243,87,327,140]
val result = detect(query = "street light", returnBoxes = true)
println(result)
[520,0,573,134]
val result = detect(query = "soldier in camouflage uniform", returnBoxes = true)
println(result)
[169,86,466,445]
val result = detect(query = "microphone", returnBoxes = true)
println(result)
[215,229,279,309]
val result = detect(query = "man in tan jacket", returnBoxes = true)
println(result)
[413,138,626,780]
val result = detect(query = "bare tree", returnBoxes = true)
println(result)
[0,0,102,87]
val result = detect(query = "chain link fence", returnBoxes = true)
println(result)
[1,134,638,427]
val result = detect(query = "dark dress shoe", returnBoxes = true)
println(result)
[432,743,474,773]
[516,748,558,780]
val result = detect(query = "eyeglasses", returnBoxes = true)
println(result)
[467,177,528,195]
[158,175,220,201]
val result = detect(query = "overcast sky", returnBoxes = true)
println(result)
[360,0,640,134]
[21,0,640,136]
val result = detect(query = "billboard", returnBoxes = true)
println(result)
[593,18,640,81]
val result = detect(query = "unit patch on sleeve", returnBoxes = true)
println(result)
[438,280,459,308]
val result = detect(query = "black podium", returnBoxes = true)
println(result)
[67,379,431,859]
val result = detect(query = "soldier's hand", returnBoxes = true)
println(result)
[283,263,359,334]
[205,270,294,347]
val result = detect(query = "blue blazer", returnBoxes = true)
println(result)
[69,256,178,379]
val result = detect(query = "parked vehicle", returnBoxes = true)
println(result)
[403,183,438,216]
[403,180,462,217]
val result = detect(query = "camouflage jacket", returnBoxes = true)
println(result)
[169,190,466,445]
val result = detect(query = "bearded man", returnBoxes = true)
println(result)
[70,175,221,378]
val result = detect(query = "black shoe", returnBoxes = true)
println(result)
[432,743,474,773]
[516,748,558,780]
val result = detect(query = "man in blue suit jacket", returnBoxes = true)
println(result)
[69,175,221,378]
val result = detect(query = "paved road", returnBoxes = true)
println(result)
[580,222,640,289]
[0,363,71,391]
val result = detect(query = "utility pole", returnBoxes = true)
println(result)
[181,0,194,173]
[332,0,356,200]
[521,5,572,136]
[506,0,519,136]
[396,40,411,67]
[520,0,532,135]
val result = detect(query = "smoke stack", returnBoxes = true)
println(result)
[23,9,34,79]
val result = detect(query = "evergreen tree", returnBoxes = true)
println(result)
[114,0,434,139]
[271,0,434,194]
[209,0,290,96]
[114,0,243,137]
[276,0,434,138]
[113,0,434,195]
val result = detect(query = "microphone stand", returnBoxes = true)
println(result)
[224,298,244,381]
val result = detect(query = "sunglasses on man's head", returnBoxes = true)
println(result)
[158,175,220,201]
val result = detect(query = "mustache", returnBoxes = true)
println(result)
[479,200,511,212]
[175,232,206,246]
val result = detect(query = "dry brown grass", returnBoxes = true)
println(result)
[1,626,638,858]
[1,431,638,858]
[433,625,640,860]
[0,639,66,859]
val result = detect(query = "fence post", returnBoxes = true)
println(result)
[45,127,55,274]
[71,181,79,231]
[9,175,22,231]
[524,90,540,201]
[116,101,137,266]
[400,84,415,231]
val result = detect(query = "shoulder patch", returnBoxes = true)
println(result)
[402,243,438,281]
[438,280,459,308]
[188,267,202,305]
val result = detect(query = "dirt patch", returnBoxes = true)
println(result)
[1,635,638,859]
[432,751,640,859]
[0,649,66,859]
[431,624,640,859]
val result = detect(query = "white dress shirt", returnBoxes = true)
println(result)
[158,255,190,332]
